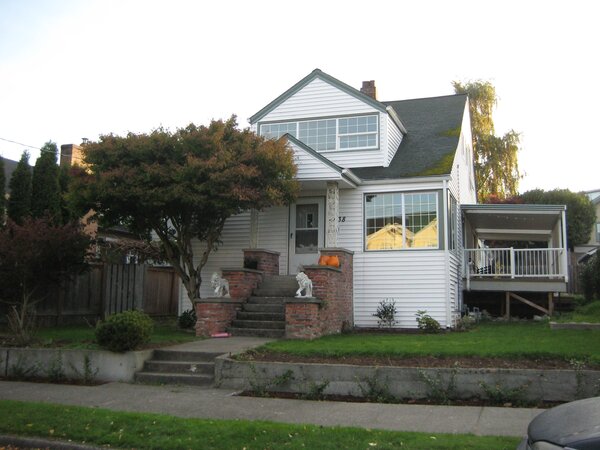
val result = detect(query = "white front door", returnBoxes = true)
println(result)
[288,197,325,274]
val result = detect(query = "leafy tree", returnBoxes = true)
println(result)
[70,117,298,302]
[520,189,596,250]
[580,252,600,301]
[7,151,32,224]
[0,156,5,222]
[0,217,91,345]
[31,141,61,221]
[453,80,521,201]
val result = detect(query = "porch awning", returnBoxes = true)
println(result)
[462,204,566,241]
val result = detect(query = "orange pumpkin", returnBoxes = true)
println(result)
[328,255,340,267]
[318,255,330,266]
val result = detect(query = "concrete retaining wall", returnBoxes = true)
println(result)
[0,347,153,382]
[215,357,600,402]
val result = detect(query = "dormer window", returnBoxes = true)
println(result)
[259,114,379,152]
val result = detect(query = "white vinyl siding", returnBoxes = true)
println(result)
[257,206,289,275]
[385,116,403,166]
[259,77,386,168]
[288,141,342,181]
[261,77,377,122]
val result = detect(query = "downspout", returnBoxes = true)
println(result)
[443,180,452,328]
[561,209,569,283]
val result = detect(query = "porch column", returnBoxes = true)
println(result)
[249,209,258,248]
[326,181,339,247]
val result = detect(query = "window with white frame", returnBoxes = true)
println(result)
[339,115,378,149]
[596,222,600,243]
[259,114,378,151]
[365,191,439,250]
[260,122,297,140]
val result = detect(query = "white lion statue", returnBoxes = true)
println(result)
[211,272,230,297]
[295,272,313,298]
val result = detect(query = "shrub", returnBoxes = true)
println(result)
[178,308,197,329]
[95,310,154,352]
[415,310,441,333]
[373,299,397,328]
[580,253,600,302]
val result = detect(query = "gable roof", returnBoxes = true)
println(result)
[249,69,387,124]
[1,156,19,193]
[351,94,467,180]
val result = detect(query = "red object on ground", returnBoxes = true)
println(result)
[211,332,231,338]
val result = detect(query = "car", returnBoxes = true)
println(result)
[517,396,600,449]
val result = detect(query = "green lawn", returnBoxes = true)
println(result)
[26,323,199,349]
[555,301,600,323]
[260,322,600,364]
[0,400,520,450]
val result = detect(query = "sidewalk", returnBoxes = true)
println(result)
[0,379,538,437]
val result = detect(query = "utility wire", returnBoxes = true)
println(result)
[0,136,85,162]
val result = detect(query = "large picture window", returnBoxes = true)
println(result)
[259,114,378,152]
[365,192,439,250]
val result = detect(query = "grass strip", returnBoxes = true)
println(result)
[30,324,199,349]
[0,400,520,449]
[261,322,600,364]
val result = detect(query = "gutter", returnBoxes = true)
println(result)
[386,106,408,134]
[341,169,362,186]
[359,174,451,185]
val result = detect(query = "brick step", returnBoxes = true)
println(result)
[242,303,285,313]
[247,296,288,304]
[236,311,285,321]
[253,288,297,297]
[143,360,214,375]
[231,319,285,330]
[134,372,213,386]
[228,327,285,338]
[151,350,223,362]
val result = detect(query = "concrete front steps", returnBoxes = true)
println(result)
[228,275,298,338]
[135,349,222,386]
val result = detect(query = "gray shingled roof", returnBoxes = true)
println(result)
[1,156,19,193]
[351,94,467,180]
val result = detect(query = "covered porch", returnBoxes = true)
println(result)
[462,204,569,316]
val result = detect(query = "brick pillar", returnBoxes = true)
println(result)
[194,298,243,337]
[287,248,354,339]
[221,268,263,299]
[242,249,280,275]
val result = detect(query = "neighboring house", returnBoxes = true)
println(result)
[180,69,569,328]
[574,189,600,257]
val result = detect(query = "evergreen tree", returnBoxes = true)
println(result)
[58,164,75,224]
[31,141,61,221]
[7,151,32,224]
[0,156,5,222]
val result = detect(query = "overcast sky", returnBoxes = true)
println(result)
[1,0,598,193]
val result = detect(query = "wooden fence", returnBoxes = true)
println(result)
[23,264,180,325]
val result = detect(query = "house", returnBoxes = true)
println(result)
[187,69,569,333]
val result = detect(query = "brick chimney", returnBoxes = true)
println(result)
[360,80,377,100]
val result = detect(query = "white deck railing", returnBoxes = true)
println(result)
[464,248,565,279]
